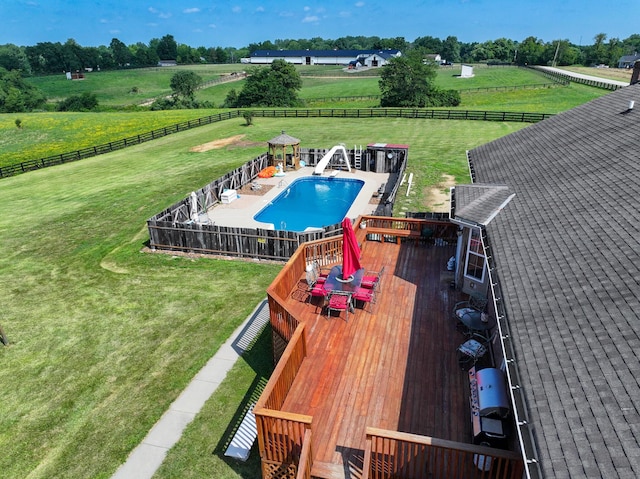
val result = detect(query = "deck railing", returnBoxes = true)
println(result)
[364,427,524,479]
[296,429,313,479]
[254,322,312,479]
[257,219,523,479]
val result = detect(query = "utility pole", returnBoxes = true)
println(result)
[552,42,561,67]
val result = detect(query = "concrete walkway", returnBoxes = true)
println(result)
[111,299,270,479]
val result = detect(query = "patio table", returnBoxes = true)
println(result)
[323,265,365,294]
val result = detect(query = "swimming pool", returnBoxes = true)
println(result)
[254,176,365,231]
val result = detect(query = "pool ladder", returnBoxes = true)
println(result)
[278,179,287,188]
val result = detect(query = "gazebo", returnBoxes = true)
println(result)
[268,131,301,170]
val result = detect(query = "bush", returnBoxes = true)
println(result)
[57,92,99,111]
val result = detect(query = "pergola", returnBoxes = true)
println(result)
[267,131,301,170]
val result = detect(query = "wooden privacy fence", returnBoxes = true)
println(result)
[363,427,524,479]
[147,146,406,261]
[1,108,552,179]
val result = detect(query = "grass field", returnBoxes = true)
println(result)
[3,65,610,170]
[0,115,529,479]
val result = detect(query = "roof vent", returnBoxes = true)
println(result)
[629,100,635,110]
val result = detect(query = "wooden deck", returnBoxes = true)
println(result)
[278,239,470,478]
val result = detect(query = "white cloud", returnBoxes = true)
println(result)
[304,6,310,11]
[183,8,200,14]
[208,23,217,29]
[256,6,265,12]
[302,15,319,23]
[232,6,242,13]
[100,18,108,24]
[149,6,171,19]
[339,11,351,17]
[110,29,120,34]
[355,1,365,6]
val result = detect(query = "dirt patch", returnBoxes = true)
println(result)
[236,183,275,196]
[425,174,456,212]
[190,134,265,152]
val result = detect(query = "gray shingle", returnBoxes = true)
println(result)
[467,83,640,478]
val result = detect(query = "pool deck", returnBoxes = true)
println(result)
[203,167,390,230]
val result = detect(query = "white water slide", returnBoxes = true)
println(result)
[313,145,351,175]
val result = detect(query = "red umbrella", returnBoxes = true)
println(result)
[341,218,362,279]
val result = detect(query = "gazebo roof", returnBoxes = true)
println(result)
[268,131,300,146]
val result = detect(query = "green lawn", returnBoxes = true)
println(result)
[0,115,528,479]
[27,65,247,107]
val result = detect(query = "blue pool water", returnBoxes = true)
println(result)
[254,176,365,231]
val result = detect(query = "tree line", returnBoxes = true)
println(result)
[1,33,640,77]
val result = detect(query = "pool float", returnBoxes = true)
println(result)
[258,166,276,178]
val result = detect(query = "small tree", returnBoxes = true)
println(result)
[15,118,22,129]
[379,51,459,108]
[169,70,202,102]
[231,60,302,107]
[242,111,254,126]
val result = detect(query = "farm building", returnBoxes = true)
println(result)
[618,53,640,68]
[243,49,401,66]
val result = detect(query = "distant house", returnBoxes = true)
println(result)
[157,60,177,67]
[423,53,442,64]
[618,53,640,68]
[362,51,397,67]
[246,49,401,66]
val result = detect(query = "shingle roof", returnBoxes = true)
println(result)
[452,183,514,226]
[468,84,640,478]
[251,49,400,58]
[267,131,300,145]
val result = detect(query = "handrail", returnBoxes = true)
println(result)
[255,323,307,411]
[365,427,524,479]
[295,429,313,479]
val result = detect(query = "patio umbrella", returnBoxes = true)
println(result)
[341,217,361,279]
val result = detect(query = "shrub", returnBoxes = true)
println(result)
[57,92,99,112]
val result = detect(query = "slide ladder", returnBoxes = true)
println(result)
[313,145,351,175]
[353,145,362,169]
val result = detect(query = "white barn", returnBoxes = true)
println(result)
[245,49,401,66]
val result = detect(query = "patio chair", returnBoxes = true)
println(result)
[352,285,376,312]
[327,291,352,321]
[453,293,488,335]
[361,265,385,291]
[312,261,329,284]
[309,282,329,312]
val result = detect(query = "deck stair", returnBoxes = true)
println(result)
[311,461,352,479]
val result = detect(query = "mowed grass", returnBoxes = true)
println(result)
[27,64,246,106]
[0,115,528,479]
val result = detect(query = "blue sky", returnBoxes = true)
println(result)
[1,0,638,48]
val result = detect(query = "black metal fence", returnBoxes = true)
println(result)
[0,108,553,179]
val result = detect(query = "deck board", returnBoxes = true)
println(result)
[279,239,470,478]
